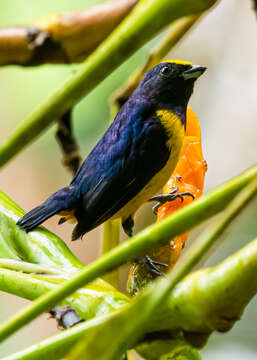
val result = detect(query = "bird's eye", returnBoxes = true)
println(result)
[160,65,172,77]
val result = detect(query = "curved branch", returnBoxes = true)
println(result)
[0,0,138,66]
[0,164,256,343]
[3,237,257,360]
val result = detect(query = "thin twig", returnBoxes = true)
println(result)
[253,0,257,15]
[55,110,81,175]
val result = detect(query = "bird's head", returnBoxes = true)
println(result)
[136,60,206,110]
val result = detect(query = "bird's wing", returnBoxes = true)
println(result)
[71,101,170,233]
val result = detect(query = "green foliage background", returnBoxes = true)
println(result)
[0,0,256,358]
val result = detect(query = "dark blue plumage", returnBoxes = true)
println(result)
[17,61,206,240]
[70,97,170,238]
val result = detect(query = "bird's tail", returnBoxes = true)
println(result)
[17,187,75,232]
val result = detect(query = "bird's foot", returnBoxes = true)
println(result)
[137,255,168,277]
[149,186,195,215]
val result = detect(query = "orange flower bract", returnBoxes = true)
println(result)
[127,108,207,294]
[156,107,207,266]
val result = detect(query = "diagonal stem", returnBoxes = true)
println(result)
[0,0,218,167]
[0,164,255,343]
[4,236,257,360]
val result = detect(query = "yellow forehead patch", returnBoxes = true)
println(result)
[166,59,193,66]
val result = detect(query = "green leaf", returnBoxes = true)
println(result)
[137,339,202,360]
[0,190,128,321]
[0,190,83,271]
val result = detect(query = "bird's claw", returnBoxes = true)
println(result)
[137,255,168,277]
[149,186,195,215]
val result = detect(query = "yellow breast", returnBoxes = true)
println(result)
[113,110,185,221]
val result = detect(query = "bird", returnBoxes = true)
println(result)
[17,60,206,274]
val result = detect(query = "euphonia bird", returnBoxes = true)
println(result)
[17,60,206,270]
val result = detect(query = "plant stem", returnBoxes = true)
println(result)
[0,0,218,167]
[4,236,257,360]
[1,172,255,328]
[113,14,200,109]
[0,0,138,66]
[0,189,129,320]
[101,219,120,288]
[0,164,255,343]
[55,110,81,175]
[0,259,66,275]
[0,268,127,320]
[176,175,257,272]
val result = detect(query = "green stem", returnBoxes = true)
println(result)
[1,173,255,348]
[0,164,255,343]
[0,0,218,167]
[150,15,200,60]
[0,259,65,275]
[0,268,63,302]
[176,175,257,272]
[101,219,120,287]
[0,268,127,320]
[1,163,253,330]
[127,176,257,294]
[0,189,129,321]
[113,14,201,109]
[4,236,257,360]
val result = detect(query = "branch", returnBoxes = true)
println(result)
[0,267,127,328]
[0,0,218,167]
[0,164,256,343]
[252,0,257,15]
[0,258,65,275]
[112,14,200,112]
[128,173,257,294]
[55,110,81,175]
[2,175,256,329]
[1,175,255,346]
[4,236,257,360]
[0,0,138,66]
[101,219,120,287]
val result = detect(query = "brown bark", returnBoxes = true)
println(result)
[55,110,82,176]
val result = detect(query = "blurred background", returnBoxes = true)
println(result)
[0,0,256,358]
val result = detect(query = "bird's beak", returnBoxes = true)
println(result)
[182,65,207,80]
